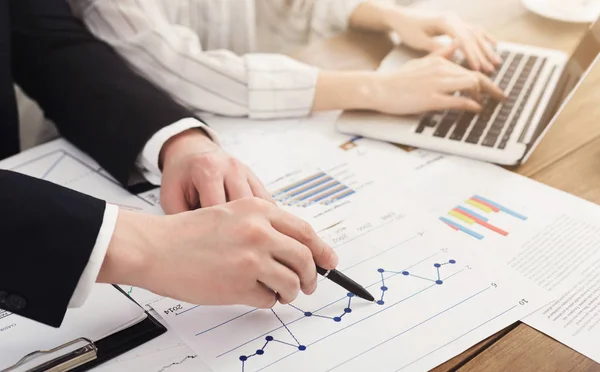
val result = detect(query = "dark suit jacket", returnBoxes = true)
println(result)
[0,0,200,327]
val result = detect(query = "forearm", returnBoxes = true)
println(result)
[347,1,396,32]
[311,70,380,112]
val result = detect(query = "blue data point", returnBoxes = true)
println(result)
[347,292,355,298]
[239,356,248,362]
[402,271,409,276]
[436,280,443,285]
[381,286,388,291]
[449,259,456,264]
[304,312,312,317]
[265,336,274,341]
[256,350,264,355]
[298,345,307,351]
[377,300,385,305]
[377,268,385,273]
[344,308,352,313]
[434,263,441,268]
[333,317,342,322]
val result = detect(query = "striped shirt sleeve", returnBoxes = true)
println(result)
[73,0,320,120]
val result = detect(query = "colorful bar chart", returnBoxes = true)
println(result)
[440,195,527,240]
[272,171,356,208]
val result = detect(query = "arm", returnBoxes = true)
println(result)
[10,0,203,185]
[0,170,116,327]
[72,0,318,120]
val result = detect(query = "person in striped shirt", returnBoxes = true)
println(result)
[70,0,505,121]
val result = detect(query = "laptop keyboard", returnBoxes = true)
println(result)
[414,51,548,149]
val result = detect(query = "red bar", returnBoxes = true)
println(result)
[470,197,500,212]
[454,208,508,236]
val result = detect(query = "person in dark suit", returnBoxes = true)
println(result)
[1,0,338,328]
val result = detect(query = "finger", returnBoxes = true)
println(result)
[244,282,278,309]
[475,71,506,101]
[269,208,338,270]
[258,260,301,305]
[271,233,318,295]
[432,93,483,112]
[473,30,502,66]
[427,42,458,60]
[248,172,276,204]
[194,174,227,208]
[160,179,195,214]
[483,30,498,45]
[224,172,254,201]
[441,76,482,102]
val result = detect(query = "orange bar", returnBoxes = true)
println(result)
[470,197,500,212]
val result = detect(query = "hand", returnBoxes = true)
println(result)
[158,129,273,213]
[98,198,339,308]
[367,46,506,115]
[383,7,502,73]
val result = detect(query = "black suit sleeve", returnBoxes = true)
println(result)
[10,0,201,185]
[0,170,106,327]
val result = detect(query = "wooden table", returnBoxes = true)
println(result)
[293,0,600,370]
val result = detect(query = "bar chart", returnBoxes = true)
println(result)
[440,195,527,240]
[272,171,356,208]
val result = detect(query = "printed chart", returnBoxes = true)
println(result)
[154,206,547,372]
[440,195,528,239]
[0,139,162,214]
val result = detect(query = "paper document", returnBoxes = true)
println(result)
[0,138,163,214]
[0,285,146,370]
[94,308,212,372]
[390,155,600,363]
[152,202,547,372]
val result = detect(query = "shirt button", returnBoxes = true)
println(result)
[6,295,26,311]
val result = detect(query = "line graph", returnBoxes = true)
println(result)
[236,259,461,371]
[153,206,544,372]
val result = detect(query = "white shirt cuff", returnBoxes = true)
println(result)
[245,54,319,120]
[68,203,120,308]
[136,118,221,185]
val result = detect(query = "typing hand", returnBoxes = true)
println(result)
[98,198,339,307]
[383,7,502,73]
[157,129,273,213]
[367,46,506,115]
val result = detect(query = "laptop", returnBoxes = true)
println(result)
[335,18,600,165]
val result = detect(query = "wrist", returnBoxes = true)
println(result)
[159,128,213,170]
[97,209,165,288]
[313,70,381,112]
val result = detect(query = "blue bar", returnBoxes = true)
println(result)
[274,172,327,196]
[297,181,341,201]
[288,177,333,198]
[440,217,484,240]
[455,206,488,221]
[331,190,356,202]
[473,195,527,220]
[313,185,348,203]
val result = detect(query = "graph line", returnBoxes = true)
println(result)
[325,286,491,371]
[237,259,460,371]
[395,304,518,371]
[156,355,198,372]
[11,149,154,206]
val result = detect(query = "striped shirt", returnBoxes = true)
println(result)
[70,0,366,119]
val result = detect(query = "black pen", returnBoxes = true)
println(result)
[316,266,375,302]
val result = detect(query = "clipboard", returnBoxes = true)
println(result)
[2,285,166,372]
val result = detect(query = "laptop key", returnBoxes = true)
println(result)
[434,111,460,138]
[450,112,476,141]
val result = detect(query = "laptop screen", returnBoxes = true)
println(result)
[536,19,600,131]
